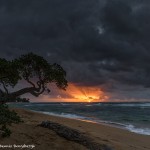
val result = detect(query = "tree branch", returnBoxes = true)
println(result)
[30,88,45,97]
[26,78,35,87]
[30,82,45,97]
[8,84,46,99]
[37,81,41,88]
[9,87,36,98]
[0,88,4,97]
[1,81,8,94]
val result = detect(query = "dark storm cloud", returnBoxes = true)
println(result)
[0,0,150,100]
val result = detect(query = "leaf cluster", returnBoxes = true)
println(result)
[0,59,19,88]
[14,53,68,91]
[0,104,22,137]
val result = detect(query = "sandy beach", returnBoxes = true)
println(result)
[0,108,150,150]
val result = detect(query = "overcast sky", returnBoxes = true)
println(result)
[0,0,150,102]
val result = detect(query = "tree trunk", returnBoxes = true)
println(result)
[7,87,41,99]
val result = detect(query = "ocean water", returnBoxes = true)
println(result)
[9,102,150,135]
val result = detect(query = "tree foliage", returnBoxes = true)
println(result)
[0,53,68,102]
[0,59,19,97]
[0,104,22,137]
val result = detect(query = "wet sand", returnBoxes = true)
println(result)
[0,108,150,150]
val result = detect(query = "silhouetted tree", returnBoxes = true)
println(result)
[0,53,68,102]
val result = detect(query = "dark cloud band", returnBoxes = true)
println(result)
[0,0,150,100]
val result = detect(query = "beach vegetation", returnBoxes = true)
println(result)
[0,104,22,137]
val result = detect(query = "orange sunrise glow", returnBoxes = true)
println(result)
[34,83,109,102]
[61,83,108,102]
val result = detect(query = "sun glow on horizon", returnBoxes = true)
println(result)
[64,83,108,102]
[33,83,109,102]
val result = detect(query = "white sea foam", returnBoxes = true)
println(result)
[125,124,150,135]
[35,110,150,136]
[100,121,150,135]
[60,103,71,106]
[40,111,86,120]
[93,103,102,106]
[112,103,150,107]
[85,103,102,107]
[85,102,150,107]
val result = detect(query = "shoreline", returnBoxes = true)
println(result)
[1,108,150,150]
[28,109,150,136]
[8,101,150,136]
